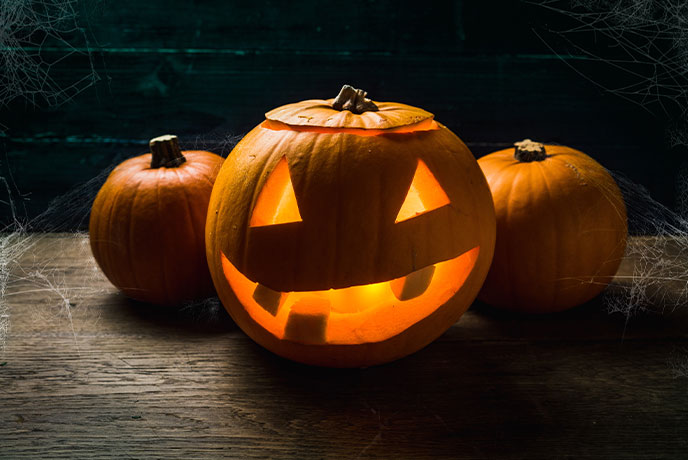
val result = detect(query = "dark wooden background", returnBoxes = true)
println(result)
[0,0,679,225]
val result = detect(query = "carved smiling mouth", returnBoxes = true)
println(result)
[220,246,480,345]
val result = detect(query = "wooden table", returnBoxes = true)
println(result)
[2,234,687,459]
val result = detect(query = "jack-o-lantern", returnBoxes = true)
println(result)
[206,86,496,367]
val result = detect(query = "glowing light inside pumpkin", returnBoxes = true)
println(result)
[250,157,302,227]
[395,160,451,223]
[221,246,479,345]
[261,118,440,136]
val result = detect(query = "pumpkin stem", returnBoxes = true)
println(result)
[514,139,547,162]
[149,134,187,168]
[332,84,379,114]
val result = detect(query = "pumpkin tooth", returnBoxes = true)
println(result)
[252,283,284,316]
[283,297,331,344]
[390,265,436,301]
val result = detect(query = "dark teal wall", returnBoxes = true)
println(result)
[0,0,677,226]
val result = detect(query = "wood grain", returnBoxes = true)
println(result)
[1,234,687,458]
[0,0,677,223]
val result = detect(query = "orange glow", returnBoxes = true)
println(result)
[261,118,440,136]
[250,157,302,227]
[395,160,451,223]
[221,246,479,345]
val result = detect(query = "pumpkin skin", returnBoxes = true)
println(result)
[90,135,224,306]
[477,140,627,313]
[206,86,496,367]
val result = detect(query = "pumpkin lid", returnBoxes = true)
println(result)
[265,85,434,130]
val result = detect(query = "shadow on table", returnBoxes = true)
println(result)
[468,295,688,341]
[214,295,688,458]
[223,334,575,458]
[104,292,237,335]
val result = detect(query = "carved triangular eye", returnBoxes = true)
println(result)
[250,157,302,227]
[395,160,450,223]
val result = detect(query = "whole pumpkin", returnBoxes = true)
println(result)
[206,85,496,367]
[90,135,224,306]
[477,139,627,313]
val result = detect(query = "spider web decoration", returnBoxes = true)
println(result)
[670,347,688,378]
[604,172,688,316]
[534,0,688,121]
[0,0,99,339]
[0,0,98,108]
[0,163,114,353]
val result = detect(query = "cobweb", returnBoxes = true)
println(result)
[0,0,101,346]
[534,0,688,120]
[0,0,98,108]
[670,347,688,378]
[603,172,688,316]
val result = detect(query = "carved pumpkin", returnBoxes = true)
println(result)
[90,135,224,306]
[477,139,628,313]
[206,85,496,367]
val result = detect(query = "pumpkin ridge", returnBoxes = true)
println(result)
[331,134,343,290]
[124,172,146,296]
[106,167,144,291]
[186,157,221,189]
[92,177,120,283]
[535,160,560,308]
[184,162,219,298]
[554,154,597,304]
[100,174,127,285]
[154,168,174,305]
[190,160,220,213]
[502,163,520,306]
[174,167,198,293]
[371,149,386,285]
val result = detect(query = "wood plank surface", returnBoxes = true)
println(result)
[1,234,687,458]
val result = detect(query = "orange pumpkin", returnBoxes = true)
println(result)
[206,85,496,367]
[477,139,627,313]
[90,135,224,306]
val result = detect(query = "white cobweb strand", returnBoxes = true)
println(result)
[604,173,688,317]
[0,0,98,108]
[0,232,88,354]
[0,233,24,352]
[0,165,114,354]
[535,0,688,119]
[670,348,688,378]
